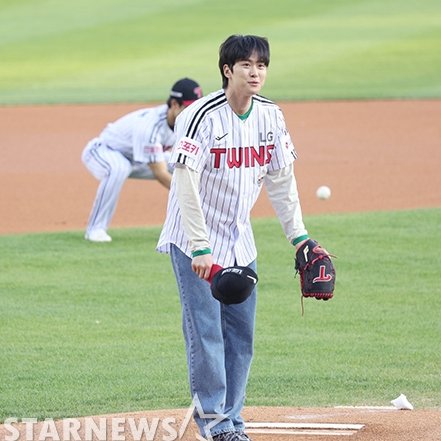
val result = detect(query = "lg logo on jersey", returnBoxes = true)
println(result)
[259,131,273,142]
[210,145,275,168]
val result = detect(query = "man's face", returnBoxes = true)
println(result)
[167,100,187,129]
[224,51,267,96]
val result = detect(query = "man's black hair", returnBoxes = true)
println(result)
[218,35,270,88]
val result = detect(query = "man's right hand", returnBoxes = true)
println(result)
[192,254,214,280]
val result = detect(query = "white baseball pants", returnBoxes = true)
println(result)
[81,138,157,234]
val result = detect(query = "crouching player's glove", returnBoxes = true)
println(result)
[295,239,335,301]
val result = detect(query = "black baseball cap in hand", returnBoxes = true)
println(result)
[169,78,202,106]
[210,265,258,305]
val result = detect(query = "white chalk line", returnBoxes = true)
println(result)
[246,423,364,430]
[285,405,397,421]
[335,405,396,410]
[246,428,358,436]
[245,422,364,436]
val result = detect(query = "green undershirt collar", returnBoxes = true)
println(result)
[237,99,254,120]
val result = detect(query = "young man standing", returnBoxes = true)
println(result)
[81,78,202,242]
[157,36,309,441]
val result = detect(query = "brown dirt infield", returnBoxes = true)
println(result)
[0,100,440,440]
[1,100,440,235]
[1,406,440,441]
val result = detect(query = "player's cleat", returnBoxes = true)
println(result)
[212,431,243,441]
[85,229,112,242]
[236,432,252,441]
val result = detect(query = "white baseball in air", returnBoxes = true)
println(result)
[316,185,331,200]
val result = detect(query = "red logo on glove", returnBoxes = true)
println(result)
[313,265,333,283]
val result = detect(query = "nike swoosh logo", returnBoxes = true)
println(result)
[215,133,228,141]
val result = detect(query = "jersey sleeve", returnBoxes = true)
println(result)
[264,165,308,243]
[267,107,298,172]
[132,114,166,164]
[169,108,210,173]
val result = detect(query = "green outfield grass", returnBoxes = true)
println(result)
[0,0,440,104]
[1,209,440,421]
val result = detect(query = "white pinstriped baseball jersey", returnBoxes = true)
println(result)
[99,104,175,163]
[157,89,299,267]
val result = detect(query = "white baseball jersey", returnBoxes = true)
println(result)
[99,104,175,163]
[81,103,175,234]
[157,89,299,267]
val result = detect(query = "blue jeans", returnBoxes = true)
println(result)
[170,245,257,438]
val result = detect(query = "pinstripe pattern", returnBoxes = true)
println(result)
[149,115,167,143]
[157,90,298,267]
[99,104,174,162]
[82,139,132,232]
[185,93,227,139]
